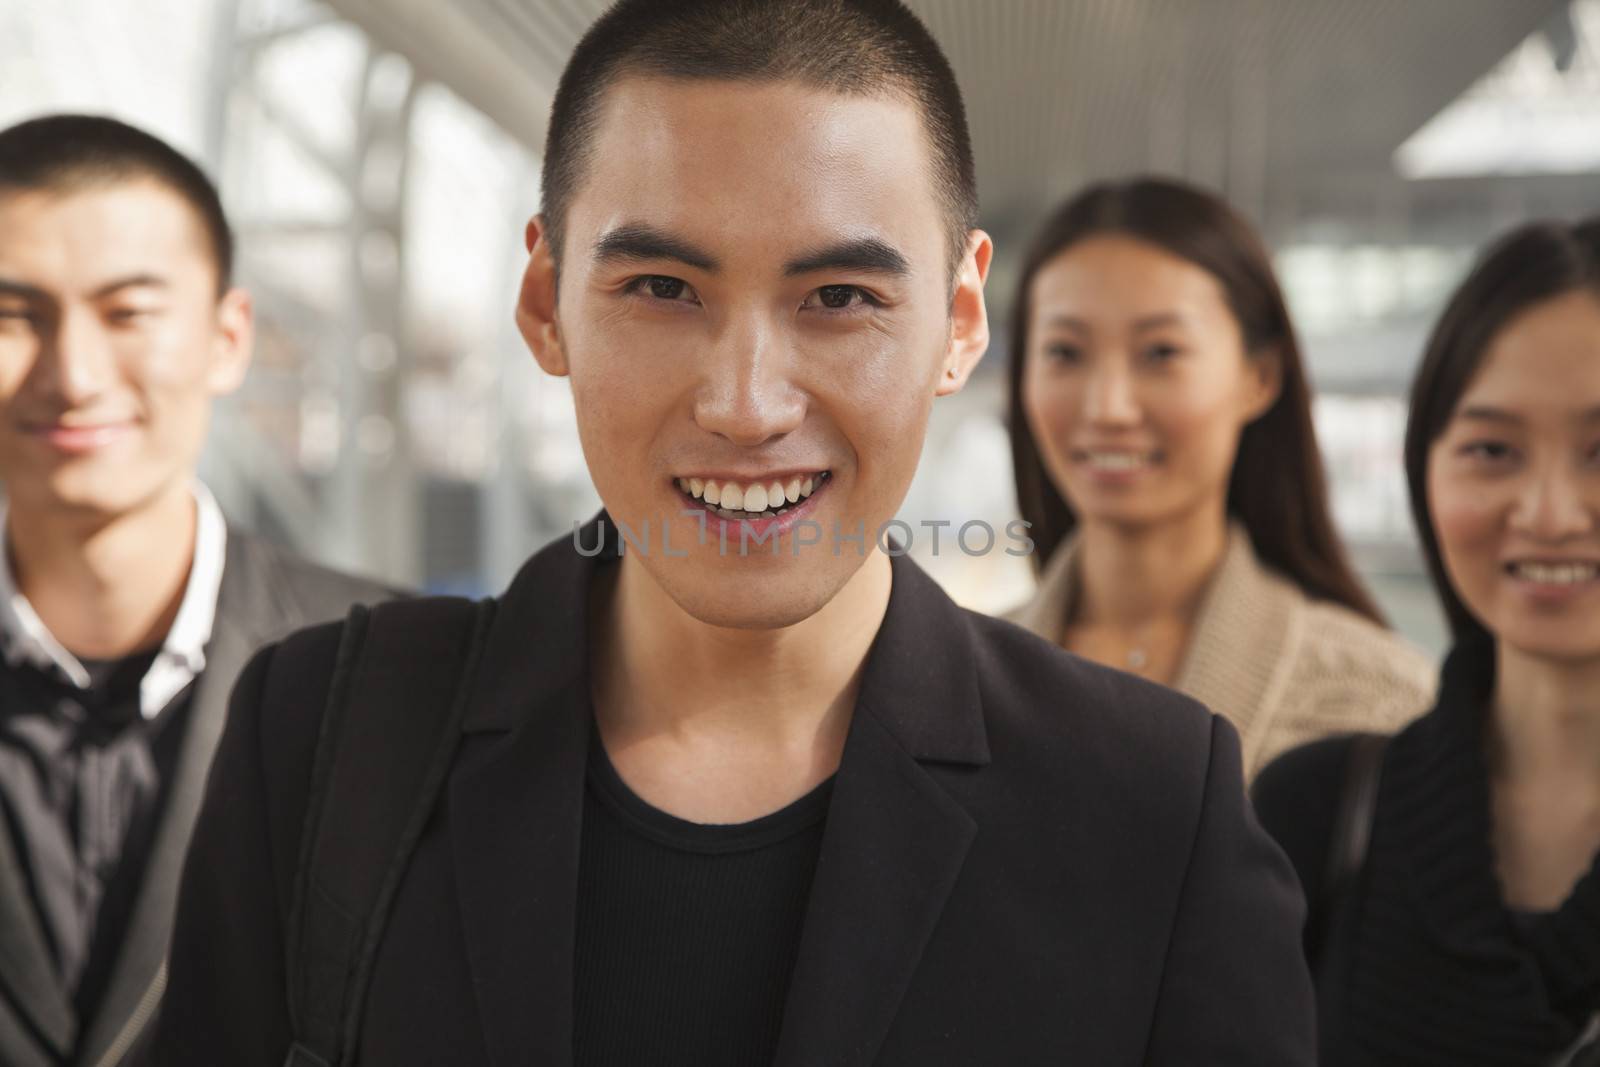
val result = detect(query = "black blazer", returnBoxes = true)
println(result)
[148,517,1315,1066]
[0,530,394,1067]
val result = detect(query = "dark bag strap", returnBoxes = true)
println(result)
[1311,730,1390,1063]
[281,596,496,1067]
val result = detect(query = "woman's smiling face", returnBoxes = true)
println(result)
[1427,288,1600,661]
[1021,234,1278,535]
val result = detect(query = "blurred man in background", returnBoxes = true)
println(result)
[0,114,392,1067]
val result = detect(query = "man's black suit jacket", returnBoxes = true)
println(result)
[0,529,393,1067]
[149,516,1316,1065]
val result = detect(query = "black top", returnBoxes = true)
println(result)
[1254,640,1600,1066]
[0,650,192,1025]
[574,720,831,1066]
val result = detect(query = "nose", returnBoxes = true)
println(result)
[1509,460,1596,542]
[1082,359,1140,427]
[32,306,117,407]
[692,310,806,448]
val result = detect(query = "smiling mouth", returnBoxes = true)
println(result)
[26,421,136,452]
[675,471,831,521]
[1504,560,1600,586]
[1072,448,1162,472]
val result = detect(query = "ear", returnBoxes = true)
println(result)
[935,229,993,398]
[1241,343,1283,422]
[205,287,254,396]
[516,214,569,377]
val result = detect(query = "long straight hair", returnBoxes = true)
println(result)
[1404,217,1600,647]
[1007,176,1383,624]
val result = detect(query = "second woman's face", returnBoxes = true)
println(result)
[1427,289,1600,662]
[1021,235,1278,533]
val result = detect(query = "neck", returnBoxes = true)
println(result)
[7,482,199,660]
[1489,641,1600,790]
[1073,502,1230,629]
[593,549,893,758]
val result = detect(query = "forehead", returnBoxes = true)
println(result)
[1458,290,1600,417]
[566,75,945,272]
[0,179,214,293]
[1031,236,1227,322]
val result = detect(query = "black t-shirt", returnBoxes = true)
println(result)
[573,721,832,1067]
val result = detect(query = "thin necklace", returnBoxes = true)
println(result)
[1125,623,1153,672]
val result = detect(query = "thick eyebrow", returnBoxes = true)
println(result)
[91,273,168,298]
[0,275,168,301]
[0,278,46,301]
[783,237,911,279]
[592,224,719,273]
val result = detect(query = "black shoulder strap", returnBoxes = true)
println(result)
[1320,732,1389,924]
[281,596,496,1067]
[1311,730,1390,1062]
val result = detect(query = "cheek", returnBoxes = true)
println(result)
[1149,380,1244,471]
[1427,460,1505,592]
[824,330,934,443]
[1019,365,1079,484]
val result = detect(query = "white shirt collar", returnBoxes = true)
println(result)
[0,481,228,719]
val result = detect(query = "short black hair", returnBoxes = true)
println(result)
[542,0,977,278]
[0,114,234,293]
[1405,217,1600,647]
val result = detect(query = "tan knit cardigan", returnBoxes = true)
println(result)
[1006,525,1437,780]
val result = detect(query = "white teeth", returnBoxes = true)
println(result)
[1083,451,1151,471]
[1512,562,1599,585]
[679,471,828,513]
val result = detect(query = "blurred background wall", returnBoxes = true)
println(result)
[3,0,1598,655]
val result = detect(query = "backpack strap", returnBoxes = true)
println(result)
[1311,730,1390,1063]
[281,596,496,1067]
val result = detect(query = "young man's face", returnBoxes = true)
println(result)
[0,179,251,524]
[520,77,991,629]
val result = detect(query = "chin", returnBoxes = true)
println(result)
[655,566,840,632]
[1499,626,1600,666]
[19,473,149,522]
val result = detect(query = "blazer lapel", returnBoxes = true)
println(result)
[450,526,593,1067]
[773,553,989,1067]
[77,534,282,1064]
[445,518,992,1067]
[0,816,75,1063]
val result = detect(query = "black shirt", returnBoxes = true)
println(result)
[573,721,832,1067]
[0,651,193,1025]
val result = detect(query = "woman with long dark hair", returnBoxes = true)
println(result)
[1006,177,1433,778]
[1255,218,1600,1065]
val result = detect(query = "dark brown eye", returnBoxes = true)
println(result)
[647,276,686,300]
[818,285,857,309]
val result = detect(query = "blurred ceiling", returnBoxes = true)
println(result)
[323,0,1572,244]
